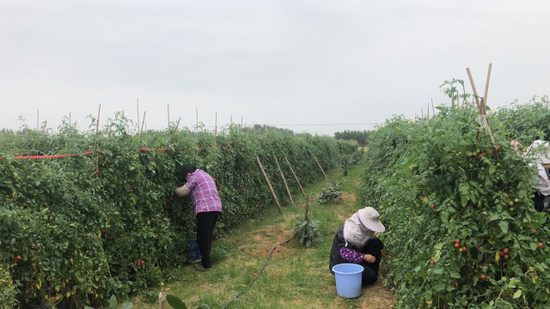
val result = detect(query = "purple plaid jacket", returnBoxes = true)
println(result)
[185,169,222,217]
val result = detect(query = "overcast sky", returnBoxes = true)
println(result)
[1,1,549,136]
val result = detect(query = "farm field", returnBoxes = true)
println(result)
[130,162,396,309]
[0,118,360,308]
[3,93,550,309]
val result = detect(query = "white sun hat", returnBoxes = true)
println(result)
[343,207,385,248]
[357,207,386,233]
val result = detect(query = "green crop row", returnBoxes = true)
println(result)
[361,97,550,308]
[0,113,358,308]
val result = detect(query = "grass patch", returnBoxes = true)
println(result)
[131,162,395,309]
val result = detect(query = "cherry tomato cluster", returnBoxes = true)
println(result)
[498,247,510,260]
[134,260,145,266]
[454,239,467,252]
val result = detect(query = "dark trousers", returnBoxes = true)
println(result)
[330,238,384,285]
[533,191,546,212]
[358,238,384,285]
[196,211,221,268]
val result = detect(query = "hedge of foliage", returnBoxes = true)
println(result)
[361,97,550,308]
[0,113,357,308]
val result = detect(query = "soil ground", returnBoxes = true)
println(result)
[132,164,396,309]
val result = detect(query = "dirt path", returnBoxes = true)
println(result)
[132,166,396,309]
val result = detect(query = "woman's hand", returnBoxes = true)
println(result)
[363,254,376,263]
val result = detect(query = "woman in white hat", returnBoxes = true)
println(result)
[329,207,385,285]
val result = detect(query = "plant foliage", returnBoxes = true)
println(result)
[317,182,343,205]
[360,96,550,308]
[0,115,356,308]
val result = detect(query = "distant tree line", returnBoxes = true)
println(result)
[242,124,295,135]
[333,130,372,147]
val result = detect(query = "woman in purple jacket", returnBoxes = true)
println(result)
[329,207,385,285]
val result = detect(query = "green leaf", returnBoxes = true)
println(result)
[513,290,522,299]
[167,294,188,309]
[530,242,538,251]
[121,303,133,309]
[109,295,118,309]
[450,271,461,279]
[433,283,445,291]
[499,221,509,234]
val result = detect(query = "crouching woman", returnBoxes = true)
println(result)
[329,207,385,285]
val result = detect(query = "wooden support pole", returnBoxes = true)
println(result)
[158,290,167,309]
[427,103,430,118]
[312,154,327,179]
[215,111,218,137]
[256,157,283,214]
[285,156,305,195]
[467,66,498,159]
[94,104,102,178]
[466,68,481,109]
[483,63,493,109]
[95,105,101,141]
[275,156,293,205]
[136,99,140,132]
[167,104,170,131]
[196,106,200,134]
[431,98,435,115]
[170,117,181,144]
[139,111,146,144]
[305,195,309,220]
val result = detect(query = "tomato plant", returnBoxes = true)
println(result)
[0,114,357,308]
[361,98,550,308]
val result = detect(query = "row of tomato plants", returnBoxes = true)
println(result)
[361,97,550,308]
[0,113,358,308]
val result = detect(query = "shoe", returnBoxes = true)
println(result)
[194,264,209,272]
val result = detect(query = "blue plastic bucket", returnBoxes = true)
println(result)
[332,263,364,298]
[187,240,202,264]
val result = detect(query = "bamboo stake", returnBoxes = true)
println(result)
[42,121,47,134]
[256,157,283,214]
[275,156,293,205]
[139,111,146,144]
[421,109,424,118]
[158,290,167,309]
[466,68,481,109]
[170,117,181,144]
[431,98,435,115]
[427,103,430,118]
[305,195,309,220]
[167,104,170,131]
[136,99,140,132]
[285,156,304,195]
[196,106,199,132]
[94,104,102,178]
[483,63,493,109]
[312,154,327,180]
[467,66,498,157]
